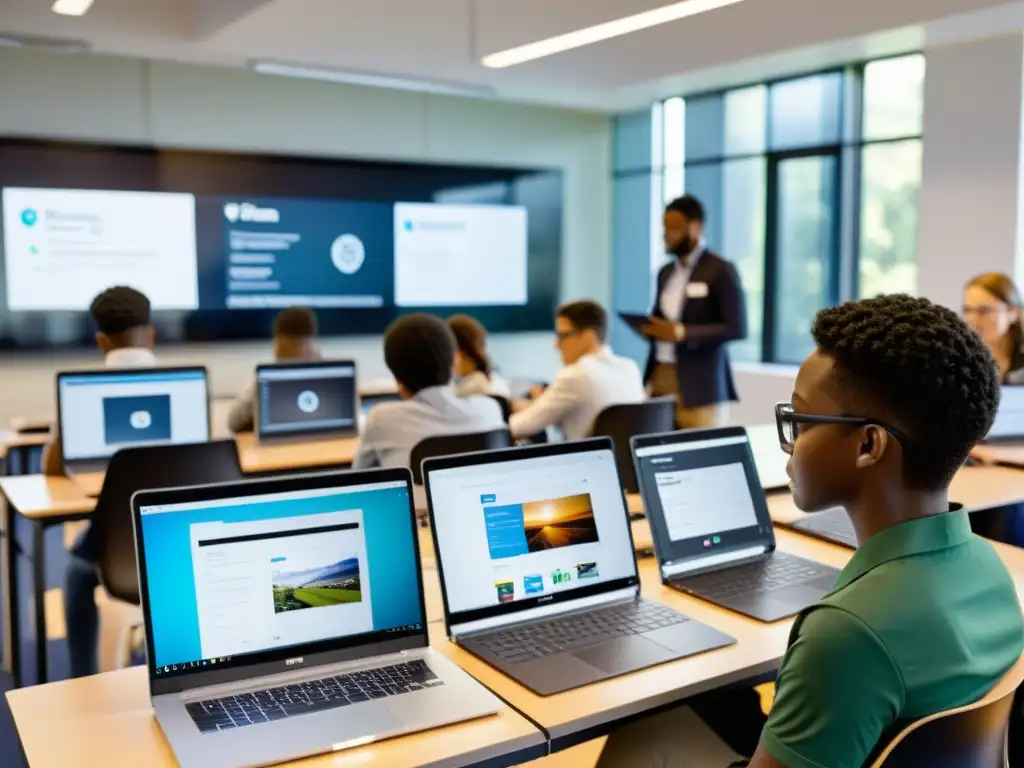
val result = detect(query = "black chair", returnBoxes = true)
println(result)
[409,428,512,484]
[89,440,243,605]
[588,396,677,493]
[489,395,512,424]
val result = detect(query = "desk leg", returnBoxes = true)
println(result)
[4,499,21,687]
[32,522,47,686]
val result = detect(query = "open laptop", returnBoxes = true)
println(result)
[254,360,358,444]
[631,427,840,623]
[423,438,735,697]
[131,469,499,768]
[57,366,210,479]
[982,385,1024,443]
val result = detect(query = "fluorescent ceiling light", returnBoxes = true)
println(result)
[0,32,89,52]
[482,0,751,69]
[252,60,494,99]
[52,0,95,16]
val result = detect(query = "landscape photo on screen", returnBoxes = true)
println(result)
[271,556,362,613]
[522,493,599,552]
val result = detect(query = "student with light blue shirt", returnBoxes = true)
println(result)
[353,313,504,471]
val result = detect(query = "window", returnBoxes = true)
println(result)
[653,53,924,362]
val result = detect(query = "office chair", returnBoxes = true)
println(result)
[588,396,677,493]
[410,428,512,484]
[244,461,353,480]
[90,440,243,605]
[867,651,1024,767]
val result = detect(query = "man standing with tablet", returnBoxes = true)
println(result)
[641,195,747,429]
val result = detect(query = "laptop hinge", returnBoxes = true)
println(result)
[662,545,769,580]
[449,586,639,641]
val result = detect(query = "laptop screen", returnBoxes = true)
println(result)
[987,386,1024,440]
[633,429,775,566]
[425,442,638,624]
[136,477,424,680]
[256,362,358,438]
[58,368,209,463]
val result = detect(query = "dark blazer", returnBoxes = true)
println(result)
[643,249,747,409]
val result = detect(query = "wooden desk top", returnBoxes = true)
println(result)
[0,475,96,519]
[5,636,545,768]
[972,443,1024,469]
[234,432,359,474]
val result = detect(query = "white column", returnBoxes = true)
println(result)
[917,32,1024,311]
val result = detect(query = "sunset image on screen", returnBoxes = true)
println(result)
[522,493,599,552]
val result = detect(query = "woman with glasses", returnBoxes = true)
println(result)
[963,272,1024,383]
[447,314,511,398]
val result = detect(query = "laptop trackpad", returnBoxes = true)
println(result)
[572,636,674,675]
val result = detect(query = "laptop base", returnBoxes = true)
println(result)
[780,508,858,549]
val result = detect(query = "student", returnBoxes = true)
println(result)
[227,306,321,433]
[509,300,645,441]
[598,294,1024,768]
[352,313,504,470]
[963,272,1024,383]
[447,314,510,398]
[41,286,157,477]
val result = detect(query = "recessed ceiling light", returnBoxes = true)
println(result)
[482,0,751,69]
[252,60,495,99]
[52,0,95,17]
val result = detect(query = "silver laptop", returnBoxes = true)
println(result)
[983,385,1024,443]
[631,427,840,623]
[423,438,735,697]
[254,360,358,444]
[131,469,499,768]
[57,366,210,475]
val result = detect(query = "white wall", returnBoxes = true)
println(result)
[0,49,612,424]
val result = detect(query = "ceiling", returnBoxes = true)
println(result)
[0,0,1021,111]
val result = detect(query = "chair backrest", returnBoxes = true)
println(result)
[489,395,512,424]
[588,396,677,493]
[410,428,512,484]
[91,440,243,604]
[869,652,1024,768]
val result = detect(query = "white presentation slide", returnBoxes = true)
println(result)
[989,386,1024,438]
[190,510,372,662]
[1,187,199,311]
[393,202,528,307]
[428,450,635,614]
[654,463,758,542]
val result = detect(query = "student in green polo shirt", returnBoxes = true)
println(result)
[598,294,1024,768]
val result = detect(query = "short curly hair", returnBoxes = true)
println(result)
[813,294,999,490]
[384,313,456,395]
[89,286,151,336]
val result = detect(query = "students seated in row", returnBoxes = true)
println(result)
[42,286,157,477]
[598,295,1024,768]
[509,300,645,441]
[352,313,504,470]
[448,314,510,398]
[227,306,321,433]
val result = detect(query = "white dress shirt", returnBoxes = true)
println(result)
[509,346,646,441]
[454,370,511,399]
[104,347,158,368]
[656,243,704,364]
[352,385,505,470]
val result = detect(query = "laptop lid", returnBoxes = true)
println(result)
[57,366,210,466]
[985,386,1024,442]
[254,360,358,440]
[132,469,428,696]
[422,438,640,636]
[631,427,777,578]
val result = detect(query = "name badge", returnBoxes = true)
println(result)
[686,282,709,299]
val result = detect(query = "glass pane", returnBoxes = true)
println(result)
[774,155,838,363]
[769,73,842,150]
[721,158,767,362]
[863,55,925,140]
[684,164,723,251]
[859,140,922,297]
[685,94,725,162]
[725,86,768,156]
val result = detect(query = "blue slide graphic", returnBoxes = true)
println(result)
[483,501,528,560]
[102,394,171,445]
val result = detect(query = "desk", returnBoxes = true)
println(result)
[234,432,359,474]
[972,443,1024,469]
[4,633,547,768]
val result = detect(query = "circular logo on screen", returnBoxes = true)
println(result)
[297,390,320,414]
[20,208,38,227]
[331,234,365,275]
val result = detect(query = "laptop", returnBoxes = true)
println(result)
[423,438,735,697]
[57,366,210,477]
[782,508,857,549]
[131,469,499,768]
[631,427,841,623]
[982,385,1024,443]
[255,360,359,444]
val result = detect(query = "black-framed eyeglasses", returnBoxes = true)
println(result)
[555,329,581,342]
[774,402,909,455]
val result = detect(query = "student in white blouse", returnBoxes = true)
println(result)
[448,314,511,398]
[510,300,645,441]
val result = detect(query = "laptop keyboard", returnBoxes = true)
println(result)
[673,553,829,603]
[788,508,857,548]
[475,600,688,664]
[185,659,443,734]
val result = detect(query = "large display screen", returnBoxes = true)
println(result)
[0,139,562,350]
